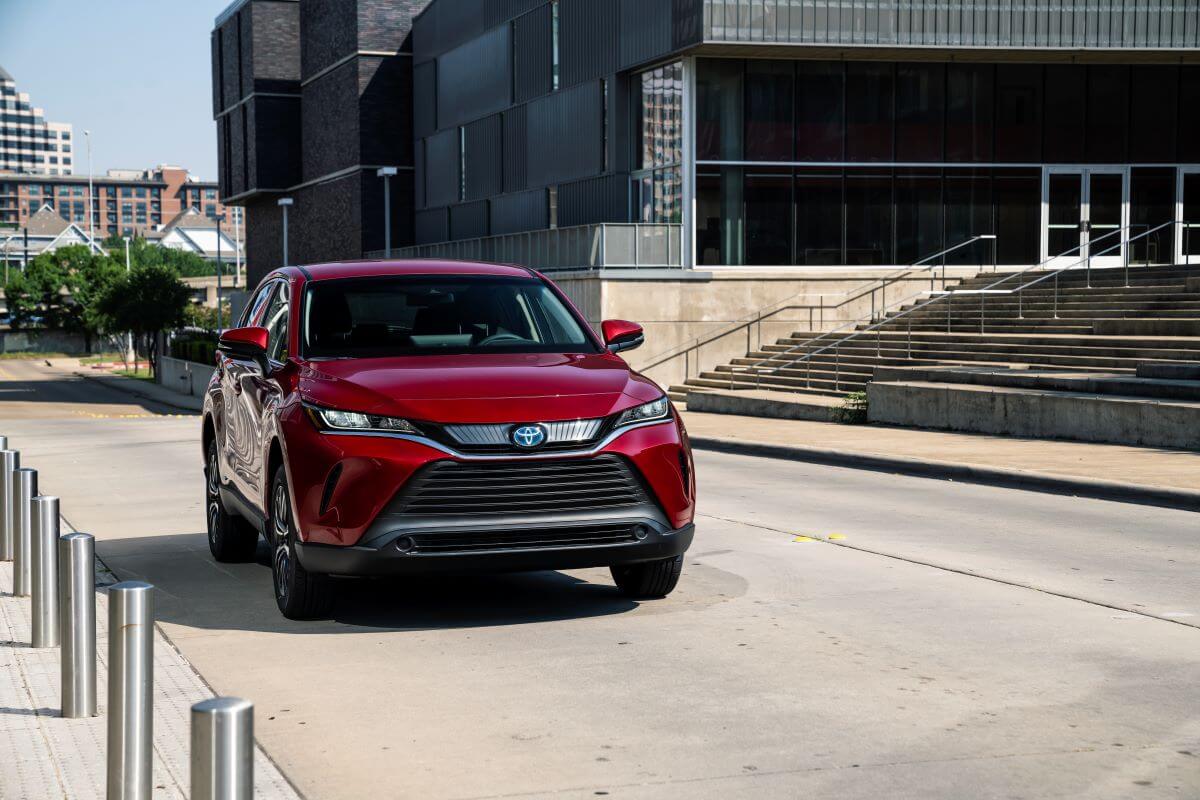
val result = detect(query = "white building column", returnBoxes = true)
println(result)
[681,56,697,270]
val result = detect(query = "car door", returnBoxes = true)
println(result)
[244,280,291,508]
[219,281,276,501]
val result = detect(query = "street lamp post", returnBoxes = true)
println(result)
[216,213,225,332]
[123,237,133,365]
[376,167,397,257]
[277,198,293,267]
[84,130,95,252]
[233,207,242,288]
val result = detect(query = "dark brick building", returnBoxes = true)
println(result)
[212,0,423,285]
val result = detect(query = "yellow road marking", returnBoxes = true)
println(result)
[793,536,816,542]
[828,534,847,540]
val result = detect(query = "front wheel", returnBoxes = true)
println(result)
[206,440,259,563]
[270,465,333,620]
[611,555,683,599]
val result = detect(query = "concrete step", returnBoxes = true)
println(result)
[683,388,847,422]
[867,379,1200,449]
[871,366,1200,402]
[689,373,867,395]
[774,332,1200,352]
[1137,362,1200,380]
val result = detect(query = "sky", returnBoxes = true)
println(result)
[0,0,231,180]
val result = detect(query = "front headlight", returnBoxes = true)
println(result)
[613,396,671,428]
[309,405,421,435]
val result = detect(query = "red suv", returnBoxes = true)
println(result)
[202,261,696,619]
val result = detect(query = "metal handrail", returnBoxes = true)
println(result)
[638,234,996,372]
[738,220,1181,391]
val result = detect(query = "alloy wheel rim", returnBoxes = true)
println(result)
[273,483,291,602]
[206,451,221,545]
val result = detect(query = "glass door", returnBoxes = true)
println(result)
[1043,168,1127,268]
[1181,169,1200,266]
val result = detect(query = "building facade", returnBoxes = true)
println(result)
[0,65,74,176]
[215,1,1200,286]
[0,165,240,241]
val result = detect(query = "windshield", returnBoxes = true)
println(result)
[302,275,599,358]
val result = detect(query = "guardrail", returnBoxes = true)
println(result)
[0,433,257,798]
[368,223,684,271]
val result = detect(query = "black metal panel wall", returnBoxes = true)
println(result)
[436,25,513,129]
[620,0,674,68]
[513,5,554,104]
[414,60,438,139]
[526,81,604,187]
[558,173,630,228]
[490,188,549,234]
[464,114,503,200]
[502,105,528,193]
[414,139,426,208]
[416,207,450,243]
[672,0,705,49]
[560,0,620,89]
[702,0,1200,48]
[450,200,490,239]
[424,127,460,208]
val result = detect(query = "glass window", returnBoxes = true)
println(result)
[845,170,893,264]
[263,282,290,362]
[795,170,843,265]
[1044,66,1086,163]
[946,64,993,162]
[994,170,1040,265]
[845,63,893,162]
[795,62,843,162]
[1184,173,1200,257]
[636,62,683,171]
[744,170,792,265]
[1129,168,1175,265]
[1178,68,1200,163]
[302,276,598,358]
[995,65,1042,162]
[696,169,743,266]
[895,63,944,162]
[895,170,943,264]
[697,59,743,162]
[243,281,276,327]
[744,60,793,161]
[1086,66,1129,163]
[1129,66,1177,163]
[944,171,993,264]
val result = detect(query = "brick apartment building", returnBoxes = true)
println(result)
[0,165,241,241]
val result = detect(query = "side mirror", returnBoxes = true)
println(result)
[601,319,644,354]
[218,326,269,366]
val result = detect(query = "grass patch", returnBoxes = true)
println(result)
[832,391,869,425]
[111,369,156,384]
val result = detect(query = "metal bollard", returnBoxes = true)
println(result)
[191,697,255,800]
[0,449,18,562]
[31,495,60,648]
[107,581,154,800]
[12,467,36,596]
[59,533,97,718]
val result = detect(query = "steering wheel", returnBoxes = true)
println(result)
[478,332,527,346]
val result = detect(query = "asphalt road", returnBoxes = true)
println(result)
[1,358,1197,799]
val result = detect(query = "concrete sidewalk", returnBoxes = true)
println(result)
[682,410,1200,510]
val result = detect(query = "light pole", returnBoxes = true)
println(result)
[376,167,397,257]
[215,213,225,332]
[277,197,293,266]
[233,206,242,287]
[123,237,134,365]
[84,130,95,252]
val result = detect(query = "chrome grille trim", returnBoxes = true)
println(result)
[443,418,605,447]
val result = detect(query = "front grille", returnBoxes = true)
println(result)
[410,523,639,554]
[443,419,605,448]
[395,455,647,517]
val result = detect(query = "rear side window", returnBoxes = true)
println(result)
[302,275,598,358]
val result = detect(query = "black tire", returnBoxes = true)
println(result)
[270,465,333,620]
[206,439,259,563]
[611,555,683,599]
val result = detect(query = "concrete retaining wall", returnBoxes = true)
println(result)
[157,355,215,399]
[867,380,1200,450]
[0,329,89,355]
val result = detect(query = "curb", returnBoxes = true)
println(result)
[70,369,203,413]
[689,436,1200,513]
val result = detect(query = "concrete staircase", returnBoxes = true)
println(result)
[671,265,1200,403]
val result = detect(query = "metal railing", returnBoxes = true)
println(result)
[735,220,1183,391]
[639,234,996,373]
[371,223,684,271]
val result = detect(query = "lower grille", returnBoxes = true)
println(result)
[409,524,639,554]
[395,455,647,517]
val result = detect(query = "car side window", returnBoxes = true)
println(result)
[242,282,275,327]
[262,282,290,363]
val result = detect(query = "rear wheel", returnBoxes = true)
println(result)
[270,465,333,620]
[205,440,259,563]
[611,555,683,599]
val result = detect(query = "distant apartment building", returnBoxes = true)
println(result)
[0,65,74,176]
[0,165,241,241]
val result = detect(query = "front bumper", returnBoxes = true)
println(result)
[295,521,695,576]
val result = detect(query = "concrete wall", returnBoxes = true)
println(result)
[553,268,980,388]
[157,356,216,399]
[0,330,89,355]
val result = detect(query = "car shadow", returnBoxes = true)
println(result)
[96,532,641,634]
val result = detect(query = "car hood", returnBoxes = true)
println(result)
[298,352,664,423]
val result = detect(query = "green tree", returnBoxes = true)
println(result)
[96,264,192,377]
[4,245,122,351]
[101,235,218,278]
